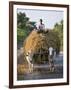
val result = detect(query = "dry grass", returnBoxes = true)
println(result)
[23,30,60,57]
[17,64,29,75]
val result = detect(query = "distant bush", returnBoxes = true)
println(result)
[17,28,30,44]
[53,20,63,51]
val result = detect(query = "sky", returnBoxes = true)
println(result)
[17,9,63,29]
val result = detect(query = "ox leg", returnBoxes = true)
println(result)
[31,64,34,73]
[28,63,33,73]
[49,58,54,72]
[49,59,52,71]
[51,60,55,72]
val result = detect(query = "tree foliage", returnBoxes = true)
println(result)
[17,12,29,29]
[53,20,63,50]
[17,12,36,48]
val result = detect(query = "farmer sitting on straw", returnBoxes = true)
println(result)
[37,19,48,34]
[38,19,45,32]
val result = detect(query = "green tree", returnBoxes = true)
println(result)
[17,12,29,29]
[17,12,36,29]
[53,20,63,50]
[17,12,36,48]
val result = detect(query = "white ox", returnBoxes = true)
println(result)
[48,47,56,72]
[25,50,34,73]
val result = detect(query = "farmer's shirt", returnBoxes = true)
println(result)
[38,23,45,30]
